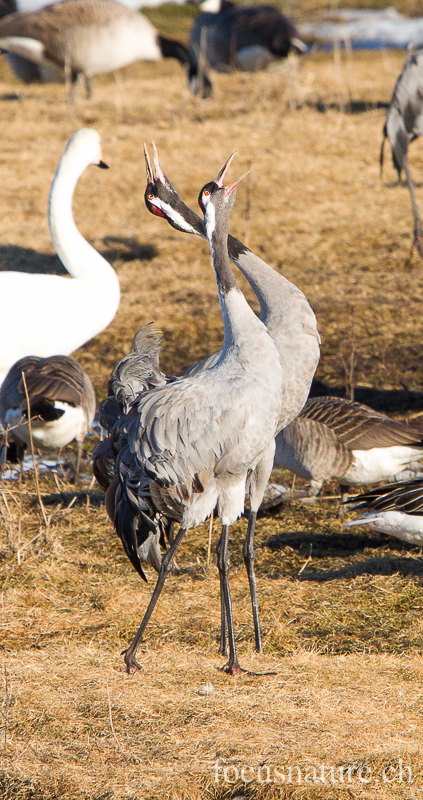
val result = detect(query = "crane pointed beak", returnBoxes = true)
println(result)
[214,152,236,187]
[225,166,254,196]
[144,143,154,183]
[152,141,167,184]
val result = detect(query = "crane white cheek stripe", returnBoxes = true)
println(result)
[159,200,199,235]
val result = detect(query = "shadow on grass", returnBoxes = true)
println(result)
[267,529,423,580]
[310,377,423,414]
[0,239,157,275]
[308,99,389,114]
[298,553,423,581]
[39,490,105,507]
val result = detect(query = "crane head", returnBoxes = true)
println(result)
[144,143,202,236]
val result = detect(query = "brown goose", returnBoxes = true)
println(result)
[0,0,212,97]
[0,354,95,481]
[274,396,423,510]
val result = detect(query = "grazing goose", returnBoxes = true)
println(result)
[144,144,319,653]
[0,0,212,96]
[380,44,423,257]
[0,128,120,385]
[274,396,423,509]
[188,0,306,74]
[100,169,283,674]
[344,479,423,544]
[0,354,95,481]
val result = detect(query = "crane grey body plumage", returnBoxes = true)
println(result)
[381,43,423,255]
[189,0,306,74]
[0,0,212,96]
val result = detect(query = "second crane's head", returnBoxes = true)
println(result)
[144,143,201,236]
[198,152,252,237]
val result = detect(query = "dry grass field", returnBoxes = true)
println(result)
[2,9,423,798]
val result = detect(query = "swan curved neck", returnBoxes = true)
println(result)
[48,149,117,289]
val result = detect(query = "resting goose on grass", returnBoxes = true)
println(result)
[344,479,423,545]
[273,396,423,511]
[0,354,95,481]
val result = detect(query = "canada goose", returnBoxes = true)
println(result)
[0,128,120,384]
[344,479,423,545]
[274,396,423,511]
[0,0,212,96]
[189,0,306,74]
[0,354,95,481]
[381,43,423,257]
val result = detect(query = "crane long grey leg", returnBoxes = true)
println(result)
[122,526,186,673]
[216,524,243,674]
[403,155,423,257]
[219,569,228,655]
[243,510,262,653]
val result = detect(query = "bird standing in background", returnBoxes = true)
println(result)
[188,0,306,74]
[0,0,212,96]
[381,43,423,257]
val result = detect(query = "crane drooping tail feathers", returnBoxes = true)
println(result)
[93,324,176,582]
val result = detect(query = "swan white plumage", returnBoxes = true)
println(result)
[0,128,120,384]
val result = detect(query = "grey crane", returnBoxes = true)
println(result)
[0,354,95,481]
[143,144,320,653]
[103,168,283,675]
[0,0,212,97]
[381,43,423,257]
[274,395,423,511]
[188,0,306,74]
[344,478,423,545]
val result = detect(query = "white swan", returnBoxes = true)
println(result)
[0,128,120,384]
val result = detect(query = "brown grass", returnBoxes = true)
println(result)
[1,33,423,800]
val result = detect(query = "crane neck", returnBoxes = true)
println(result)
[205,207,262,353]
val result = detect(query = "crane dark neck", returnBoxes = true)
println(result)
[208,220,239,296]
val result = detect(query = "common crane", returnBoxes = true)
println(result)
[381,43,423,257]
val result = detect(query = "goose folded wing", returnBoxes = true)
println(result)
[300,396,423,450]
[19,356,87,409]
[351,479,423,515]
